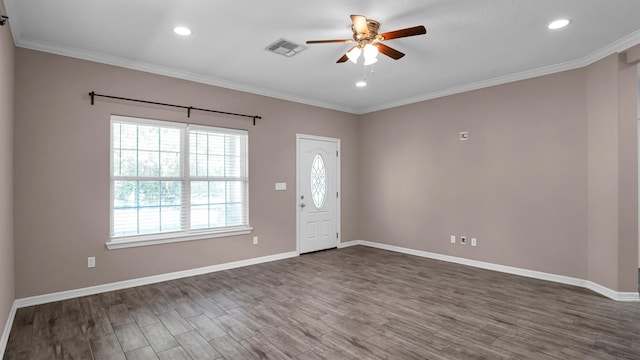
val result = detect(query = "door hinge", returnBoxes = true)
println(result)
[336,150,339,157]
[336,191,339,198]
[336,232,339,239]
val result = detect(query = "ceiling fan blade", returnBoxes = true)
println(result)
[376,43,405,60]
[351,15,368,34]
[306,39,353,44]
[379,25,426,40]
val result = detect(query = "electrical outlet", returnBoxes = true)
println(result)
[87,257,95,268]
[253,236,258,245]
[450,235,456,244]
[460,236,467,245]
[471,238,477,247]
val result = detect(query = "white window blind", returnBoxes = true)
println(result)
[110,115,249,247]
[188,125,249,230]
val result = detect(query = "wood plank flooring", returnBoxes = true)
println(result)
[4,246,640,359]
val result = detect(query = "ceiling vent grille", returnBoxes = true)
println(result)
[266,39,307,57]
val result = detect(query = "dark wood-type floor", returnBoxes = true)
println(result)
[4,246,640,359]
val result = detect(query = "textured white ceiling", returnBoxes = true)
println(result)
[4,0,640,114]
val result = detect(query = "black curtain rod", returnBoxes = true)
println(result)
[89,91,262,126]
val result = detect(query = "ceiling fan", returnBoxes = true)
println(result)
[306,15,427,64]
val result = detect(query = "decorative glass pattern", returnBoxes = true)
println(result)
[311,154,327,208]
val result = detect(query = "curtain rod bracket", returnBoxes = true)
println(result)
[89,91,95,105]
[0,15,8,26]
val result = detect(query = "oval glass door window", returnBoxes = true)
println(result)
[311,154,327,209]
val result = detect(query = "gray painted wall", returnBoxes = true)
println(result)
[359,69,589,280]
[8,44,640,300]
[359,53,638,292]
[0,0,15,341]
[13,48,361,298]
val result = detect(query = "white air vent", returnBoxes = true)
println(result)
[266,39,307,57]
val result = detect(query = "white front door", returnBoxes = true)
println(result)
[297,135,340,254]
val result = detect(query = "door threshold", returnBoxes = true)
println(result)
[300,247,338,255]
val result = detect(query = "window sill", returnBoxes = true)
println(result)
[106,226,253,250]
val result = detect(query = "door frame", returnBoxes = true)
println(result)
[296,134,341,255]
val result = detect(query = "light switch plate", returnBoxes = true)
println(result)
[275,182,287,191]
[459,131,469,141]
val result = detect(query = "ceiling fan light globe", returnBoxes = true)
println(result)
[347,47,361,64]
[363,43,379,65]
[363,43,379,58]
[364,57,378,66]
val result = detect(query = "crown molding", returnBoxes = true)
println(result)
[357,29,640,114]
[15,37,358,114]
[12,27,640,116]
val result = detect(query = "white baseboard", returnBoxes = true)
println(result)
[583,280,640,302]
[1,250,297,357]
[338,240,361,248]
[14,251,299,308]
[340,240,639,302]
[0,302,17,358]
[1,251,299,357]
[2,239,638,358]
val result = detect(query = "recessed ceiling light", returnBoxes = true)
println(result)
[548,19,570,30]
[355,81,367,87]
[173,26,192,36]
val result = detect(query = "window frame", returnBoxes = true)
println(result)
[107,115,251,250]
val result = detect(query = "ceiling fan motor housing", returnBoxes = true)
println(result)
[353,19,380,42]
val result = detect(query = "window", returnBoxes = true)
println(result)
[108,115,250,249]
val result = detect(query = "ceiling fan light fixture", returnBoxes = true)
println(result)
[306,15,426,64]
[347,47,362,64]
